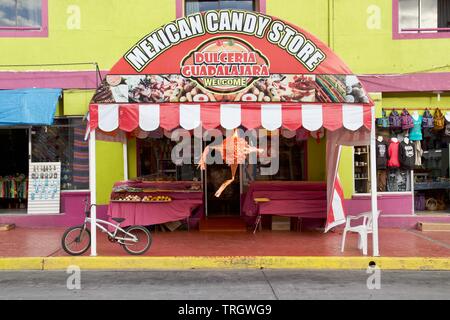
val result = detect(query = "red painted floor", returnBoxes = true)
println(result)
[0,227,449,257]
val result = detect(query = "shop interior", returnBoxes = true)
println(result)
[137,130,308,217]
[365,108,450,214]
[0,128,29,212]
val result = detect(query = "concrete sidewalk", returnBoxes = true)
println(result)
[0,227,449,270]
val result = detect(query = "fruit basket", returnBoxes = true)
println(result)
[142,195,172,203]
[111,194,142,202]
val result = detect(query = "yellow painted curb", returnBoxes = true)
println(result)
[0,257,43,270]
[0,256,449,271]
[41,256,450,271]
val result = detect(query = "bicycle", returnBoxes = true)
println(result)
[61,199,152,255]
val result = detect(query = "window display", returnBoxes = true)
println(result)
[31,118,89,190]
[376,107,450,212]
[138,131,201,182]
[354,145,370,193]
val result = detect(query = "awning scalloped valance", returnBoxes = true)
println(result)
[89,103,372,133]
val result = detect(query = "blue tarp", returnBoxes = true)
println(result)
[0,88,61,126]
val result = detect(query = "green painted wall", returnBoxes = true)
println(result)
[96,140,124,204]
[1,0,449,202]
[307,137,326,181]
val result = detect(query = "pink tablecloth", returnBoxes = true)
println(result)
[242,181,327,218]
[108,180,203,226]
[108,199,202,226]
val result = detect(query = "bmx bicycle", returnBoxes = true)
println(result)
[61,200,152,255]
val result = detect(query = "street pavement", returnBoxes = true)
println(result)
[0,269,449,300]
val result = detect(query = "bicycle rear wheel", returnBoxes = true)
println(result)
[61,226,91,256]
[122,226,152,255]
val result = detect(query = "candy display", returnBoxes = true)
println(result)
[91,74,370,104]
[142,195,172,202]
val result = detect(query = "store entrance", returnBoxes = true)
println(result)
[205,164,241,216]
[0,128,29,212]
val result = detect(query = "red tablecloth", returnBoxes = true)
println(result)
[108,199,202,226]
[108,180,203,226]
[242,181,327,218]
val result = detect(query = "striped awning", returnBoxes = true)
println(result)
[89,103,372,133]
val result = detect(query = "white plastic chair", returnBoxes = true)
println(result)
[341,210,380,255]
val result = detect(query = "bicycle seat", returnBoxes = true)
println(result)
[112,217,125,223]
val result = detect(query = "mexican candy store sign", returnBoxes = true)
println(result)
[95,10,369,104]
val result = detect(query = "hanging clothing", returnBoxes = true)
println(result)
[399,140,415,170]
[376,140,389,169]
[387,169,410,192]
[387,140,400,168]
[414,140,423,167]
[409,115,423,141]
[377,170,387,192]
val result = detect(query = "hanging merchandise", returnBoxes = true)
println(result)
[387,169,410,192]
[376,138,388,169]
[387,138,400,168]
[444,116,450,137]
[414,140,423,167]
[422,108,434,128]
[376,109,389,128]
[409,111,423,141]
[433,108,445,131]
[377,170,387,192]
[389,109,402,129]
[399,138,415,170]
[400,109,414,130]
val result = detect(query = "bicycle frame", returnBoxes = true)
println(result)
[83,217,138,245]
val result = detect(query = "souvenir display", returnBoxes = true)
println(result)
[27,162,61,214]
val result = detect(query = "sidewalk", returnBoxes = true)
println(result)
[0,227,449,270]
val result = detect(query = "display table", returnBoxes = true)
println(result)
[242,181,327,218]
[107,181,203,227]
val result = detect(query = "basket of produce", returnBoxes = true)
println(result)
[112,194,142,202]
[142,195,172,203]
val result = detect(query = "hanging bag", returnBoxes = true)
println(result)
[422,108,434,128]
[389,109,402,129]
[445,117,450,136]
[433,107,445,131]
[376,109,389,128]
[400,109,414,130]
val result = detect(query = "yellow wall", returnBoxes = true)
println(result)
[307,137,326,181]
[1,0,449,202]
[96,141,125,204]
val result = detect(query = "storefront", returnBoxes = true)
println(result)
[87,10,378,256]
[0,88,90,222]
[347,105,450,220]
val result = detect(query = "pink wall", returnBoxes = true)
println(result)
[0,191,108,228]
[345,194,413,216]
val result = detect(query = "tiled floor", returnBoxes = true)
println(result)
[0,227,449,257]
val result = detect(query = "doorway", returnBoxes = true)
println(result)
[205,163,241,216]
[0,128,29,212]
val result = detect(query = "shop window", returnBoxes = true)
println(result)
[184,0,257,15]
[244,136,306,183]
[138,132,201,182]
[31,118,89,190]
[0,0,48,37]
[394,0,450,39]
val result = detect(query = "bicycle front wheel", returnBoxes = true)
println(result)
[61,226,91,256]
[122,226,152,255]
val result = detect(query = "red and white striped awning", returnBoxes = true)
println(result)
[89,103,372,133]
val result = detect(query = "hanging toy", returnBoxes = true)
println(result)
[198,130,264,197]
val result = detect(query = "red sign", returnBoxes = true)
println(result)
[91,10,370,105]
